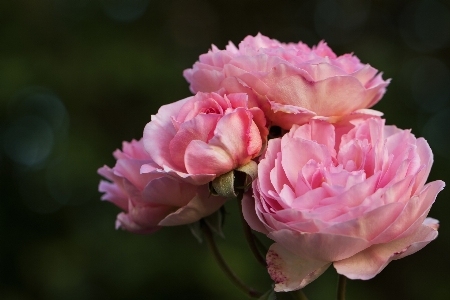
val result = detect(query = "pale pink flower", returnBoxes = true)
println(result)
[98,139,226,234]
[243,118,444,291]
[184,33,390,129]
[142,92,268,185]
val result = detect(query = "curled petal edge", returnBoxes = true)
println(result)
[267,243,331,292]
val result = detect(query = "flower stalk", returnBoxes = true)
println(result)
[337,274,347,300]
[201,220,262,298]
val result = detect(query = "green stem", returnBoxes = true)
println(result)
[337,275,347,300]
[237,198,267,267]
[201,221,262,298]
[290,289,309,300]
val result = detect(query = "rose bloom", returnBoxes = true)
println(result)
[243,118,444,291]
[142,91,267,185]
[98,139,226,234]
[184,33,390,129]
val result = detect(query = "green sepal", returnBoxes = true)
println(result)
[204,206,226,238]
[211,170,237,198]
[211,160,259,199]
[235,160,258,190]
[258,288,277,300]
[188,221,203,244]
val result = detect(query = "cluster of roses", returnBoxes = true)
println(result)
[98,34,444,293]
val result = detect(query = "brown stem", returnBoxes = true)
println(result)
[201,221,262,298]
[337,274,347,300]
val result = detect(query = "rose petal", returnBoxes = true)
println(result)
[268,229,370,262]
[267,243,331,292]
[334,220,439,280]
[158,185,227,226]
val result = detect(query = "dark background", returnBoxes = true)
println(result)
[1,0,450,299]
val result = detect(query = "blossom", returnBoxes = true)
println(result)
[142,92,268,185]
[243,118,444,291]
[98,139,226,234]
[184,33,390,129]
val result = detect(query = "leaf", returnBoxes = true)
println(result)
[258,288,277,300]
[188,221,203,243]
[204,208,225,238]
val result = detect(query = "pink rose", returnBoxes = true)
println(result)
[142,92,268,185]
[184,33,390,129]
[98,139,226,234]
[243,118,444,291]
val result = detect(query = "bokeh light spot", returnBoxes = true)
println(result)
[3,116,54,167]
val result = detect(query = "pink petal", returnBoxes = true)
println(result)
[158,185,227,226]
[264,64,370,116]
[223,63,271,96]
[115,139,151,160]
[411,138,433,194]
[334,220,439,280]
[142,176,198,207]
[169,113,220,171]
[143,98,189,170]
[267,102,316,129]
[267,243,331,292]
[247,120,263,157]
[142,165,216,186]
[226,92,249,108]
[116,201,174,234]
[300,62,348,81]
[281,137,332,188]
[371,180,444,244]
[98,180,128,211]
[351,64,379,86]
[187,69,225,93]
[322,202,404,241]
[184,140,234,175]
[114,159,159,191]
[242,192,270,234]
[268,229,370,262]
[116,212,160,234]
[208,108,254,163]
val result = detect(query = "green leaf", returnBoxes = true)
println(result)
[258,288,277,300]
[204,208,225,238]
[188,221,203,243]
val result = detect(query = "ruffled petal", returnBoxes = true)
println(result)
[267,243,331,292]
[334,219,439,280]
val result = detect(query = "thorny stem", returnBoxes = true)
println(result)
[237,198,267,267]
[337,274,347,300]
[201,220,263,298]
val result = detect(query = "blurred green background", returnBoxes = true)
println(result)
[1,0,450,299]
